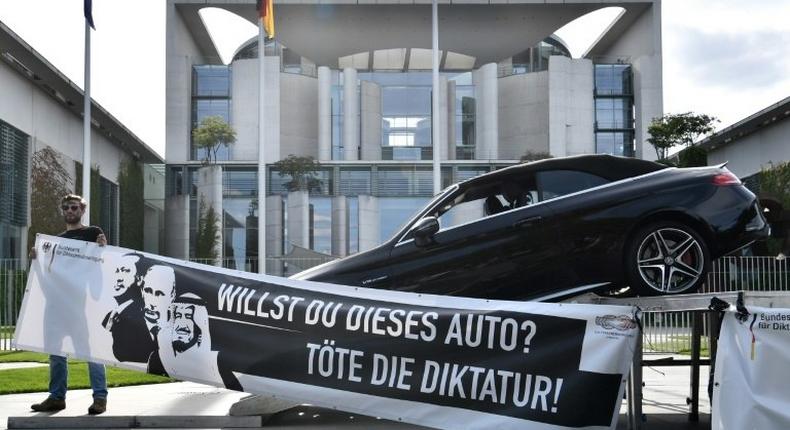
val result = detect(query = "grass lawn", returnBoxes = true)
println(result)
[643,335,711,358]
[0,351,173,395]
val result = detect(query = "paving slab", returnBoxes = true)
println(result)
[0,363,47,370]
[1,355,712,430]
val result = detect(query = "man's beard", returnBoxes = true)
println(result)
[63,213,81,224]
[172,327,201,354]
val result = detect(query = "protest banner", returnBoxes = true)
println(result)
[15,234,639,429]
[713,306,790,429]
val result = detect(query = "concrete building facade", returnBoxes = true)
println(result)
[0,21,163,261]
[164,0,663,272]
[701,96,790,181]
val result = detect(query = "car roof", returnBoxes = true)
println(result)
[461,154,666,188]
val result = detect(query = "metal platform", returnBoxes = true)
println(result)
[567,290,790,430]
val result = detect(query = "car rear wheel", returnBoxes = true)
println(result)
[626,222,710,296]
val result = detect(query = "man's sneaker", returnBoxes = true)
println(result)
[88,397,106,415]
[31,397,65,412]
[778,253,786,261]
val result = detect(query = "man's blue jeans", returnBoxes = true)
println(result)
[48,355,107,400]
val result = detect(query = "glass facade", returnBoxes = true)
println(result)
[233,39,317,77]
[504,37,571,76]
[0,119,29,259]
[594,64,635,157]
[166,163,500,263]
[191,65,231,162]
[332,71,478,161]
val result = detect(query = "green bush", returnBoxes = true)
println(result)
[678,145,708,167]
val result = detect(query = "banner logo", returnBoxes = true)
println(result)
[595,315,638,331]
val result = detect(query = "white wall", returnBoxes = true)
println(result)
[280,72,318,159]
[165,1,206,164]
[707,120,790,179]
[0,60,129,184]
[498,71,550,159]
[548,56,595,157]
[230,57,282,162]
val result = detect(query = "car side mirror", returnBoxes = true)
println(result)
[411,216,439,247]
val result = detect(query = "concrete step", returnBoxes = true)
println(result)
[7,415,263,429]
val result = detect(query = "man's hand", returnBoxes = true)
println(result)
[29,246,37,260]
[97,234,107,247]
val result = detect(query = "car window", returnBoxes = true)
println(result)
[536,170,609,201]
[433,179,538,231]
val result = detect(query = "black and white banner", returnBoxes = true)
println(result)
[713,306,790,429]
[15,235,638,429]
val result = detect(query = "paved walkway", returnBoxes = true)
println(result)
[0,357,711,429]
[0,362,46,370]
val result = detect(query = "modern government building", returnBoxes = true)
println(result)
[164,0,663,273]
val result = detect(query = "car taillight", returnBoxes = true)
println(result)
[712,171,741,186]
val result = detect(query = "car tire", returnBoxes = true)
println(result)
[625,221,710,296]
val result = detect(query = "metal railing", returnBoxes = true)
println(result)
[1,259,26,351]
[642,256,790,354]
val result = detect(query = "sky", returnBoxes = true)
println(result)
[0,0,789,159]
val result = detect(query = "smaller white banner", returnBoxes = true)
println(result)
[713,306,790,429]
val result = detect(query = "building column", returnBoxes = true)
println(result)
[343,68,359,161]
[265,194,283,276]
[358,194,380,252]
[331,195,348,257]
[318,66,332,161]
[165,194,190,259]
[438,75,449,161]
[196,165,223,265]
[474,63,499,160]
[287,190,310,249]
[447,80,457,160]
[360,80,382,161]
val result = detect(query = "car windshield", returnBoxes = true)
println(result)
[391,184,458,243]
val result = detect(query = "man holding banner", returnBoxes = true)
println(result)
[29,194,109,415]
[16,225,641,429]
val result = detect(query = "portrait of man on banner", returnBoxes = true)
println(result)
[101,253,154,364]
[141,264,177,376]
[156,292,223,385]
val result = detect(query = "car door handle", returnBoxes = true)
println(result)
[513,216,542,228]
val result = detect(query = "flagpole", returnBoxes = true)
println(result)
[82,19,92,224]
[431,0,441,195]
[257,20,267,274]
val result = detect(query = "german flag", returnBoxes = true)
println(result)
[84,0,95,29]
[256,0,274,39]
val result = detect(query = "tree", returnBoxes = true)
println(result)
[647,112,718,162]
[195,199,220,261]
[117,159,144,249]
[28,147,71,250]
[273,154,323,192]
[192,115,237,164]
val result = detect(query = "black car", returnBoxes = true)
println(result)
[292,155,768,300]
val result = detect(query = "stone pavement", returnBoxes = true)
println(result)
[0,358,711,429]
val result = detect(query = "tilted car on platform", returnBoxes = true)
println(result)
[293,155,769,300]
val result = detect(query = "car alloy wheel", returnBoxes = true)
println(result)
[635,227,705,294]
